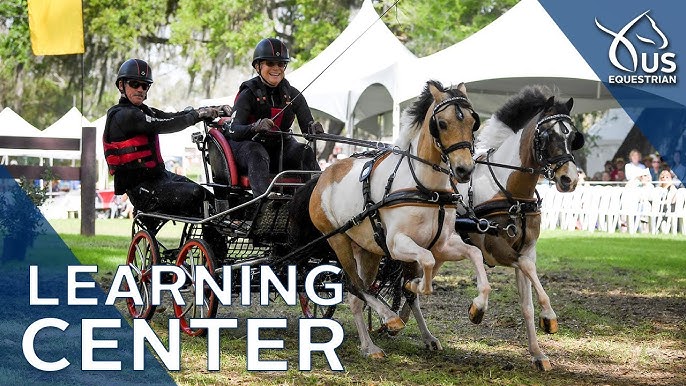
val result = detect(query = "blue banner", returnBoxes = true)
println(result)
[540,0,686,168]
[0,166,175,385]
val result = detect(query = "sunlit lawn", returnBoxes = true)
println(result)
[51,219,686,386]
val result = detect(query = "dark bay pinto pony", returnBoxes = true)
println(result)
[292,80,490,358]
[457,85,584,371]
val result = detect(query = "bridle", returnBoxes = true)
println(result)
[429,96,480,161]
[533,113,579,179]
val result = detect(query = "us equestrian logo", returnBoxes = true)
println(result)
[595,10,677,85]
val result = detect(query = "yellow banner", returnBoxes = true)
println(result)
[28,0,85,55]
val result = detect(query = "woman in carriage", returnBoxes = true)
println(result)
[224,38,324,197]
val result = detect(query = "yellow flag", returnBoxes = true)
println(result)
[28,0,85,55]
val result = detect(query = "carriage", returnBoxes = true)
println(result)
[123,115,404,336]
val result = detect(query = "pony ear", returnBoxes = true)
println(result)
[428,81,444,102]
[566,97,574,112]
[456,82,468,97]
[544,96,555,109]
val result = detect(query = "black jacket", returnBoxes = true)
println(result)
[227,77,315,141]
[104,97,201,194]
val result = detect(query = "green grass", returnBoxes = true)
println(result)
[537,230,686,292]
[50,219,686,386]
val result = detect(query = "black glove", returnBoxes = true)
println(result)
[197,107,220,120]
[309,121,324,134]
[252,118,275,133]
[219,105,233,117]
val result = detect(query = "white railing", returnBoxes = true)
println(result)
[538,183,686,235]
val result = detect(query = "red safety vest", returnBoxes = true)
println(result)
[103,134,163,175]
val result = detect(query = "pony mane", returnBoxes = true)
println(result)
[476,85,566,149]
[395,80,467,148]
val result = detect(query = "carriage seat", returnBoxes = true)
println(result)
[206,128,302,190]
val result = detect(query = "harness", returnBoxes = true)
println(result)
[354,149,461,257]
[467,112,577,254]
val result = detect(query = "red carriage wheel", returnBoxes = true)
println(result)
[125,230,160,320]
[299,269,340,319]
[173,239,219,336]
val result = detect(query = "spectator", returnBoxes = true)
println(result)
[624,149,647,181]
[121,193,135,219]
[604,160,615,174]
[615,169,626,182]
[657,169,681,231]
[611,157,625,181]
[671,150,686,182]
[658,169,682,190]
[601,171,611,182]
[649,154,662,181]
[626,167,653,189]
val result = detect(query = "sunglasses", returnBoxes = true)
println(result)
[264,61,287,68]
[126,80,151,90]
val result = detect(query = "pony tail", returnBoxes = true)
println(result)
[288,177,332,257]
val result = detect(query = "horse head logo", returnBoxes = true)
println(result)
[595,10,669,73]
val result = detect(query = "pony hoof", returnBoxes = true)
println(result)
[533,357,552,371]
[468,303,485,324]
[425,340,443,351]
[539,317,558,334]
[384,316,406,333]
[403,279,433,295]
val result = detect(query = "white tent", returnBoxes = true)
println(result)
[395,0,619,116]
[585,108,638,176]
[42,106,92,139]
[0,107,46,161]
[287,0,417,136]
[38,106,92,160]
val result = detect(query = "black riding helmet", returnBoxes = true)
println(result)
[251,38,290,67]
[115,58,153,87]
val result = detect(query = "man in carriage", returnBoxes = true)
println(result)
[103,58,231,253]
[224,38,324,197]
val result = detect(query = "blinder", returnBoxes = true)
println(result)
[571,131,584,150]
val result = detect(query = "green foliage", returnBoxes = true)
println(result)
[377,0,519,56]
[1,0,516,125]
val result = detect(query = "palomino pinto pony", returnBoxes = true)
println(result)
[457,85,584,370]
[296,80,489,358]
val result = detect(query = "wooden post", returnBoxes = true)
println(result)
[80,126,96,236]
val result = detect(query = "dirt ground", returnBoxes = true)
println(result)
[104,261,686,386]
[418,264,686,386]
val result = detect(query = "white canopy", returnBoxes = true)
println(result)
[0,107,43,137]
[585,108,639,176]
[0,107,47,160]
[36,106,92,160]
[288,0,417,129]
[286,0,620,141]
[395,0,618,115]
[42,106,92,139]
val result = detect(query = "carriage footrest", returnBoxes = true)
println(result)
[252,199,290,241]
